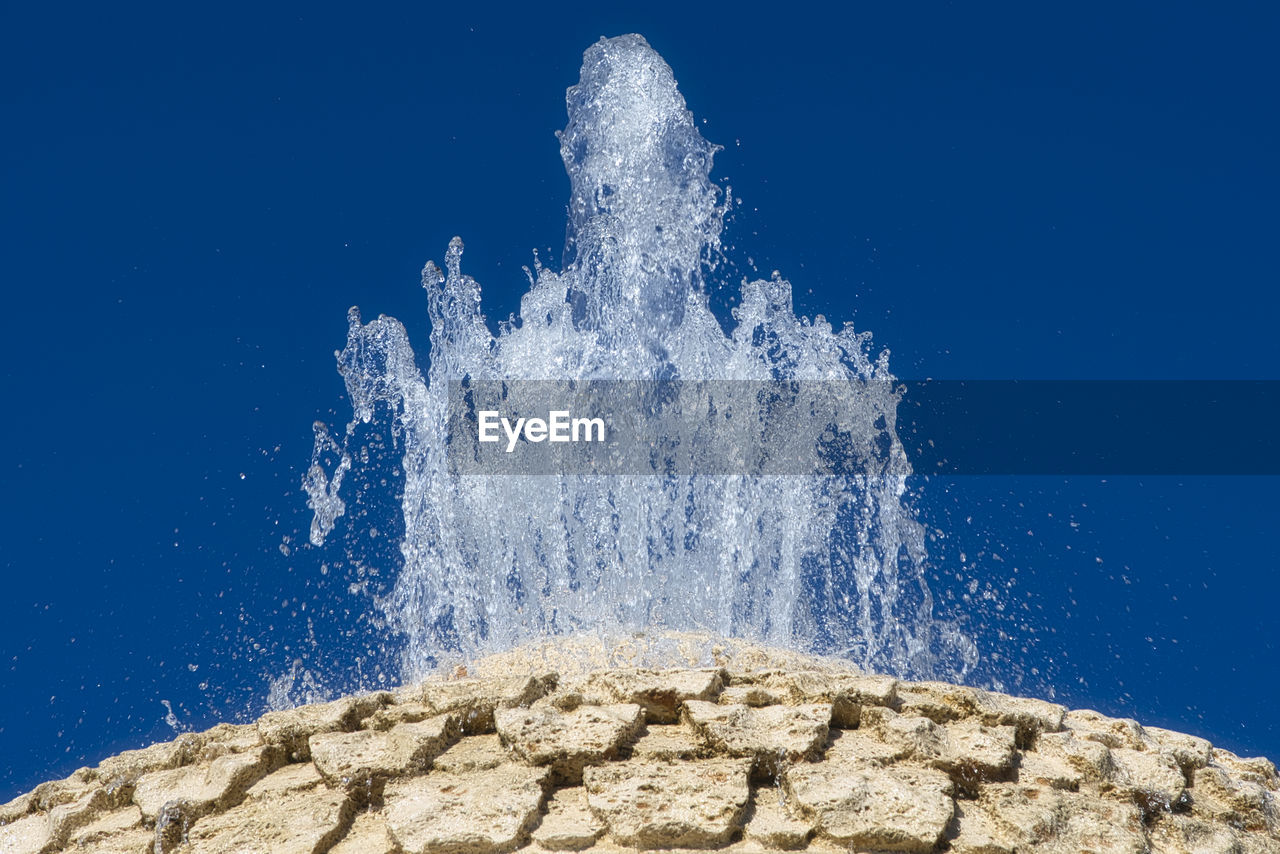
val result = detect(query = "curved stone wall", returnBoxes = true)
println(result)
[3,660,1277,853]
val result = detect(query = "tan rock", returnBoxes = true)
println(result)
[1212,749,1280,791]
[66,804,144,847]
[432,734,512,773]
[530,786,604,850]
[46,786,112,850]
[894,680,981,723]
[330,810,397,854]
[630,723,707,761]
[242,762,324,800]
[744,785,812,849]
[1045,791,1146,854]
[257,693,387,761]
[182,784,354,854]
[823,726,910,767]
[1148,813,1260,854]
[756,670,898,727]
[0,812,51,854]
[582,758,751,848]
[947,784,1059,854]
[1034,730,1115,782]
[74,827,154,854]
[132,747,273,823]
[309,715,457,787]
[418,675,548,734]
[683,701,830,774]
[1110,746,1187,809]
[972,691,1067,744]
[1192,764,1278,832]
[719,684,787,707]
[196,723,264,762]
[1065,708,1154,751]
[1146,726,1213,772]
[938,718,1018,781]
[496,703,643,782]
[383,764,550,854]
[783,763,954,852]
[1016,750,1084,790]
[572,668,724,723]
[860,706,948,763]
[96,733,208,789]
[0,790,35,824]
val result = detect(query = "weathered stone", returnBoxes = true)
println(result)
[972,691,1067,744]
[531,786,604,850]
[1146,726,1213,772]
[1016,750,1084,790]
[0,790,35,824]
[861,706,949,763]
[948,784,1059,854]
[1045,791,1146,854]
[1212,749,1280,791]
[573,668,724,723]
[257,693,387,761]
[310,715,457,787]
[758,671,899,727]
[630,723,707,760]
[582,758,751,848]
[824,726,910,767]
[383,765,549,854]
[132,747,272,823]
[895,680,981,723]
[330,811,398,854]
[367,701,437,730]
[65,804,144,848]
[96,733,207,788]
[683,701,830,774]
[182,784,354,854]
[784,763,954,852]
[46,786,112,849]
[1065,708,1154,751]
[418,675,548,734]
[1148,813,1263,854]
[242,761,324,800]
[196,723,263,762]
[745,785,812,849]
[938,718,1018,781]
[1110,746,1187,809]
[1034,730,1115,781]
[432,734,512,773]
[0,812,51,854]
[1192,764,1278,831]
[719,684,787,707]
[496,703,643,783]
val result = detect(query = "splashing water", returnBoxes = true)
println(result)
[305,34,976,683]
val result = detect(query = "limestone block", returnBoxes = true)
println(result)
[719,684,787,708]
[894,680,981,723]
[383,764,550,854]
[937,718,1018,780]
[582,758,752,849]
[1148,813,1265,854]
[258,694,386,761]
[1212,749,1280,791]
[196,723,263,762]
[96,734,208,788]
[418,675,548,734]
[1146,726,1213,772]
[824,727,910,767]
[948,784,1059,854]
[432,734,512,773]
[683,701,831,773]
[74,828,153,854]
[630,723,707,761]
[240,762,323,801]
[1109,746,1187,809]
[182,784,354,854]
[861,707,948,763]
[132,747,272,823]
[574,668,724,723]
[1192,765,1278,832]
[531,786,604,850]
[744,785,812,849]
[45,786,111,849]
[309,715,457,786]
[495,703,643,783]
[1044,791,1146,854]
[972,691,1067,743]
[65,804,144,848]
[0,812,51,854]
[366,701,437,730]
[1065,708,1154,751]
[1034,730,1115,782]
[1016,750,1084,790]
[759,671,898,727]
[783,763,955,852]
[0,790,34,825]
[330,811,398,854]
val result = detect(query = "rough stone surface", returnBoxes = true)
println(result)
[582,758,752,848]
[383,764,549,854]
[6,654,1278,854]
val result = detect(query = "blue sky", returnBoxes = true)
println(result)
[2,3,1277,798]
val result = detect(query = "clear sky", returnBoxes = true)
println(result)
[2,2,1277,799]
